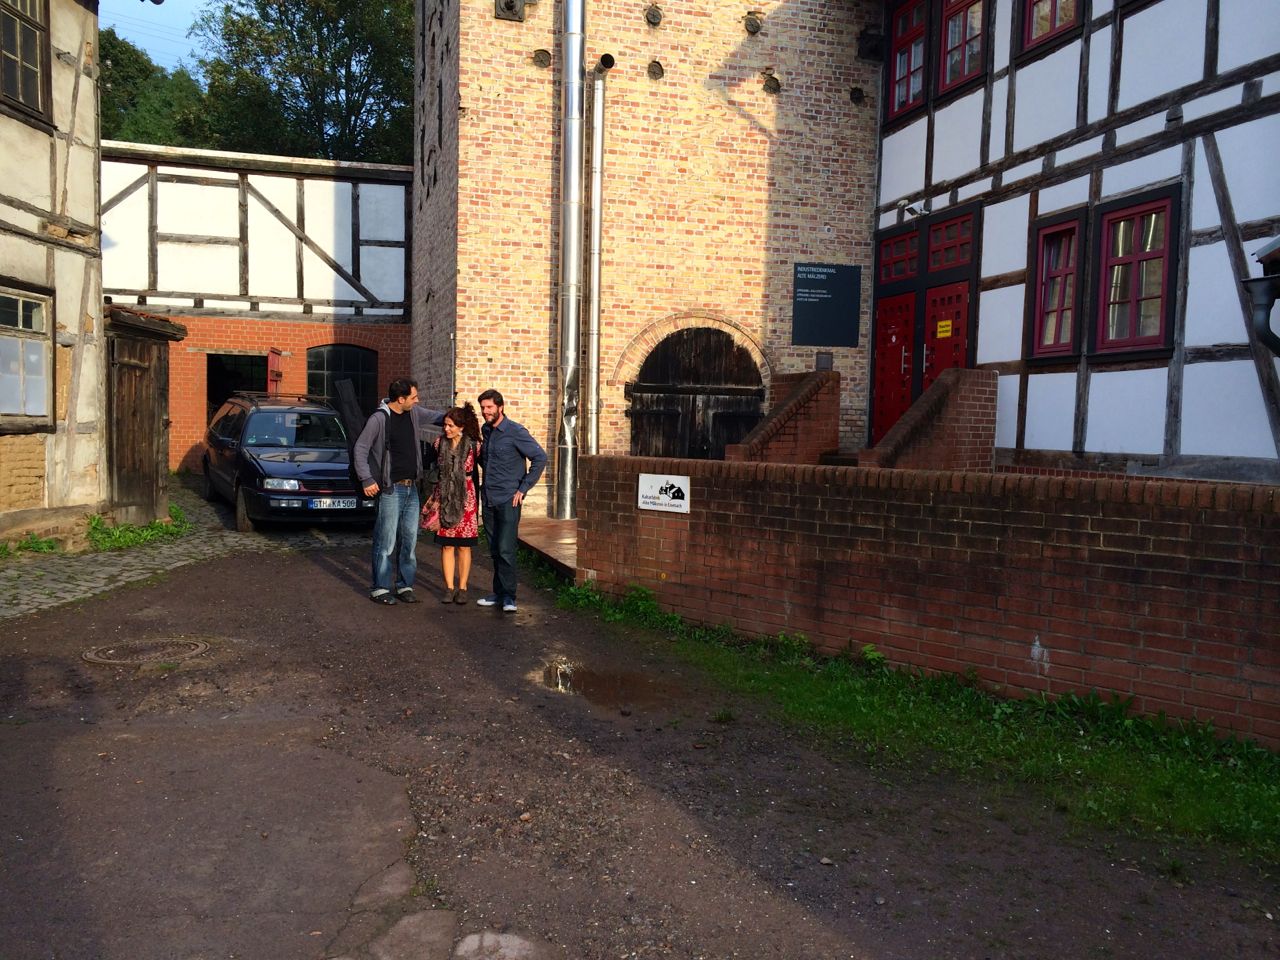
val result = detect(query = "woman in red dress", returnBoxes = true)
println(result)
[431,403,481,603]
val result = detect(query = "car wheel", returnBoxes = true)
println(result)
[234,485,256,533]
[199,463,215,501]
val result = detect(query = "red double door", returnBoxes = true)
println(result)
[871,214,975,444]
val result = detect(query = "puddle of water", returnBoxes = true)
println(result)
[538,658,679,711]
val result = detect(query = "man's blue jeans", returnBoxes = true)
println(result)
[483,500,521,602]
[371,482,420,596]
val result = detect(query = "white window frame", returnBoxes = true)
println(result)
[0,283,54,429]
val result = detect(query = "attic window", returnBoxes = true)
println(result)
[0,0,46,117]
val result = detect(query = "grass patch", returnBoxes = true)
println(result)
[551,579,1280,860]
[87,504,192,552]
[0,532,61,559]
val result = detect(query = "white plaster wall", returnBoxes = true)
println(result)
[879,118,927,204]
[101,189,150,291]
[1191,139,1219,230]
[157,243,239,295]
[1037,176,1089,216]
[1218,0,1280,73]
[303,248,361,302]
[1214,114,1280,225]
[996,374,1019,448]
[359,184,405,241]
[1087,26,1111,124]
[1024,372,1077,451]
[1181,360,1277,458]
[1181,86,1243,124]
[157,164,238,182]
[976,284,1026,363]
[247,175,299,299]
[1265,70,1280,96]
[932,90,984,184]
[2,123,53,211]
[157,182,240,237]
[1013,43,1080,152]
[360,247,404,302]
[878,211,899,229]
[1100,146,1180,199]
[1184,242,1245,346]
[101,161,145,204]
[1003,157,1042,186]
[63,142,97,225]
[957,177,992,201]
[1056,136,1103,166]
[980,194,1030,277]
[1117,0,1207,111]
[1085,367,1166,455]
[989,78,1008,163]
[1094,0,1113,14]
[0,233,46,285]
[993,0,1012,73]
[1114,111,1165,146]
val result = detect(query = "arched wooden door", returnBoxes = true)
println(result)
[627,328,765,459]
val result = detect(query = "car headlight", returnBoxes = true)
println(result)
[262,478,300,491]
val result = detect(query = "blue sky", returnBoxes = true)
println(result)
[99,0,205,73]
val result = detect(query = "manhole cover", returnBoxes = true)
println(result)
[82,637,211,666]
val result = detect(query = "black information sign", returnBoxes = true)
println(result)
[791,262,860,348]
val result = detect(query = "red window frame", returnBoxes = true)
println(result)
[889,0,927,119]
[1031,221,1078,357]
[927,214,973,271]
[938,0,985,93]
[1095,198,1172,353]
[1023,0,1079,49]
[879,231,920,282]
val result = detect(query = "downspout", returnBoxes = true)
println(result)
[585,54,614,456]
[553,0,587,519]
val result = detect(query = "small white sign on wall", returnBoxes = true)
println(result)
[638,473,691,513]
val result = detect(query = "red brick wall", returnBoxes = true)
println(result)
[167,316,411,471]
[725,371,840,464]
[861,368,996,471]
[577,456,1280,747]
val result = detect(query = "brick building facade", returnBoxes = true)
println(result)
[414,0,883,510]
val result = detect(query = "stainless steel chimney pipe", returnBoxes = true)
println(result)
[552,0,587,519]
[585,54,613,457]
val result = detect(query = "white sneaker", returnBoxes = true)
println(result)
[502,599,518,612]
[476,594,499,607]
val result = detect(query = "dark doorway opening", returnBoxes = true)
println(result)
[308,344,379,416]
[206,353,266,423]
[627,328,765,460]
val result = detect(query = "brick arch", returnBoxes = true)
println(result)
[609,311,774,387]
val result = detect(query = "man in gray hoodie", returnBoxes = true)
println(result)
[353,378,445,604]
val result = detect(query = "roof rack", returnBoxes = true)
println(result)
[230,391,335,407]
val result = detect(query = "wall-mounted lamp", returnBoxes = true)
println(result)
[645,4,663,26]
[897,199,923,218]
[815,351,834,372]
[744,13,763,35]
[647,60,665,80]
[1243,236,1280,357]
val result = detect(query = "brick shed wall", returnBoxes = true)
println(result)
[415,0,882,510]
[166,316,411,471]
[577,456,1280,747]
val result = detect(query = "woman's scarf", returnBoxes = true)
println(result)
[436,435,472,529]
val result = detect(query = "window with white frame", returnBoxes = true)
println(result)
[0,287,51,418]
[0,0,46,117]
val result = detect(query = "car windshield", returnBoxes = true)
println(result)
[243,411,348,449]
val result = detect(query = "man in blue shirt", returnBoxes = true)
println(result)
[476,389,547,612]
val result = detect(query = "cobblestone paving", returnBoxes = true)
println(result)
[0,481,371,622]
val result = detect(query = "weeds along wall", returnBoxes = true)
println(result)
[576,456,1280,747]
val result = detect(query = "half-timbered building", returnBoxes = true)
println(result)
[0,0,107,542]
[872,0,1280,479]
[99,142,413,472]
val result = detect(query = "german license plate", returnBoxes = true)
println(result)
[308,498,357,509]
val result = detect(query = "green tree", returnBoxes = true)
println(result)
[100,27,207,148]
[192,0,414,164]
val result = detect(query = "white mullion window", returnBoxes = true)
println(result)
[0,287,51,419]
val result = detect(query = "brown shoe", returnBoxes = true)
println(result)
[440,589,455,603]
[454,589,468,605]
